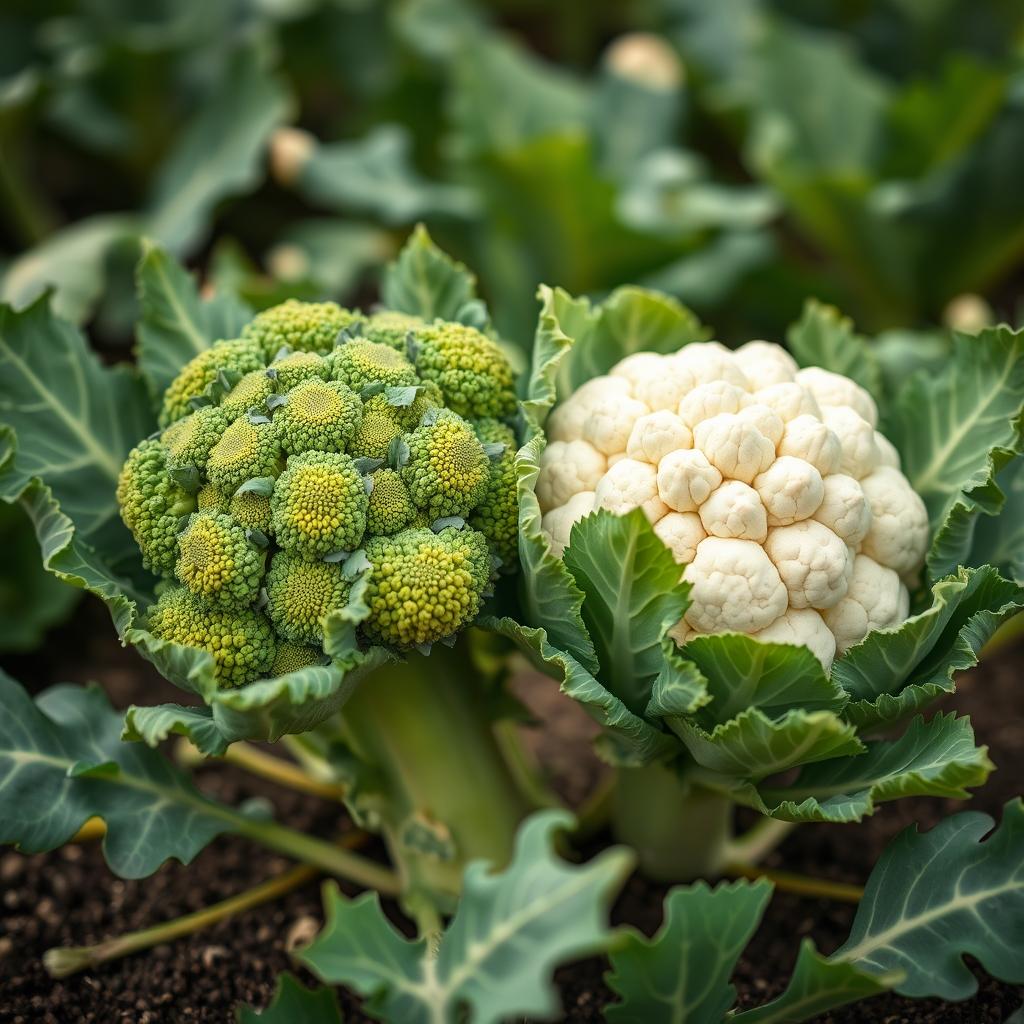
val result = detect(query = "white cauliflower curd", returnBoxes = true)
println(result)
[538,341,929,670]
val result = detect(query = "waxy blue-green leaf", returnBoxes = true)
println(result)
[744,713,991,823]
[833,799,1024,999]
[300,811,633,1024]
[236,972,342,1024]
[605,879,772,1024]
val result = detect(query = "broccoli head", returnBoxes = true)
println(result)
[271,641,327,676]
[228,488,273,536]
[264,551,350,645]
[468,419,518,569]
[275,378,362,456]
[269,349,328,390]
[366,468,417,535]
[403,409,490,518]
[243,299,357,358]
[220,369,276,420]
[206,416,283,493]
[176,512,266,608]
[364,310,428,350]
[160,339,265,427]
[163,406,231,478]
[326,339,419,391]
[197,482,230,514]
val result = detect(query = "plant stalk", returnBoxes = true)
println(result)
[725,863,864,903]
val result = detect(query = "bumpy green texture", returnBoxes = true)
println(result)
[265,552,349,645]
[117,439,196,575]
[176,513,265,608]
[413,323,517,419]
[117,298,519,686]
[363,527,492,648]
[146,586,276,687]
[272,451,368,558]
[403,410,491,518]
[243,299,357,357]
[159,339,264,426]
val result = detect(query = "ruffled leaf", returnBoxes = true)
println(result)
[236,972,342,1024]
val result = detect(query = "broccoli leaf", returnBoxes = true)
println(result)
[964,459,1024,583]
[135,240,253,396]
[122,703,230,757]
[300,811,632,1024]
[236,972,342,1024]
[605,879,772,1024]
[743,713,991,823]
[0,671,232,877]
[833,799,1024,999]
[382,224,487,325]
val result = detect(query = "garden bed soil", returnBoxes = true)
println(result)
[1,600,1023,1023]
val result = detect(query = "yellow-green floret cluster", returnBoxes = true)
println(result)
[117,299,520,688]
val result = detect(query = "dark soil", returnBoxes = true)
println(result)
[2,599,1023,1023]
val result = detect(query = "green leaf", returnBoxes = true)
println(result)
[563,508,691,718]
[135,240,253,397]
[833,798,1024,999]
[747,713,992,823]
[300,810,633,1024]
[121,703,231,758]
[889,326,1024,579]
[966,459,1024,583]
[236,972,342,1024]
[295,125,476,224]
[605,878,772,1024]
[0,671,232,877]
[144,46,291,254]
[786,299,882,400]
[732,940,894,1024]
[835,566,1024,729]
[381,224,487,325]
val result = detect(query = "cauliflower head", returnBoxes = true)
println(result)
[538,340,929,670]
[122,300,519,687]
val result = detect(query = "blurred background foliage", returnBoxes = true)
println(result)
[3,0,1024,647]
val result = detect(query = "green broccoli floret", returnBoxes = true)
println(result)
[117,439,196,576]
[196,482,230,514]
[220,369,276,420]
[206,416,283,494]
[228,489,273,537]
[402,409,490,518]
[271,641,327,676]
[175,512,265,608]
[275,378,362,456]
[271,451,368,558]
[364,310,428,350]
[264,551,349,645]
[412,323,516,420]
[349,398,403,462]
[366,469,416,535]
[160,339,265,427]
[363,526,492,648]
[162,406,230,478]
[243,300,357,358]
[269,350,328,390]
[326,340,419,391]
[146,585,276,687]
[468,419,518,569]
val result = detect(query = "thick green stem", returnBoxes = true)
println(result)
[613,762,734,881]
[337,643,533,907]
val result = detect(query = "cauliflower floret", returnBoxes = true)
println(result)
[699,481,768,542]
[734,340,798,385]
[547,377,630,442]
[777,415,842,476]
[654,511,706,565]
[796,367,878,426]
[821,407,879,479]
[683,537,788,633]
[542,491,596,557]
[812,474,872,547]
[859,467,930,578]
[874,431,901,469]
[754,456,824,526]
[657,448,722,511]
[584,396,650,455]
[753,383,821,423]
[594,458,668,522]
[823,554,909,654]
[678,381,747,429]
[736,403,784,448]
[632,362,703,412]
[764,520,852,610]
[693,414,775,484]
[536,440,607,512]
[627,411,693,463]
[668,344,752,392]
[611,352,666,388]
[754,608,837,671]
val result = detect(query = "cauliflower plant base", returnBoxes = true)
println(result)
[118,301,518,687]
[539,341,929,670]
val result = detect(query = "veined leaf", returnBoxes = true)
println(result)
[300,811,633,1024]
[959,458,1024,584]
[381,224,487,325]
[833,799,1024,999]
[122,703,230,757]
[605,879,772,1024]
[747,713,991,823]
[236,972,342,1024]
[786,299,882,400]
[889,326,1024,579]
[563,508,692,717]
[135,240,253,397]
